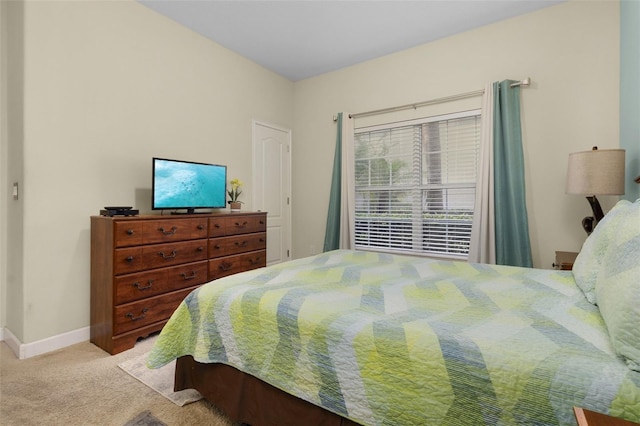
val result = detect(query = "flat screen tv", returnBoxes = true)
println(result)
[152,157,227,214]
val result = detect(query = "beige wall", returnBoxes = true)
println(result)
[0,0,8,336]
[3,0,294,344]
[2,0,26,341]
[292,0,620,269]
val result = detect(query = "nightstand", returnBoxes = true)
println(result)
[574,407,640,426]
[553,251,578,270]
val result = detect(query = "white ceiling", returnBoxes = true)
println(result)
[138,0,564,82]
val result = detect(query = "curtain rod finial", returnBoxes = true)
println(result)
[509,77,532,88]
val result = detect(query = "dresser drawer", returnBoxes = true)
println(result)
[114,221,144,248]
[142,239,207,270]
[142,218,208,244]
[115,261,208,304]
[114,246,145,275]
[113,287,195,335]
[114,239,208,275]
[209,215,267,237]
[208,250,266,280]
[209,232,267,258]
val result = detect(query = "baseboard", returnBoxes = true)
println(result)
[1,326,90,359]
[2,327,21,357]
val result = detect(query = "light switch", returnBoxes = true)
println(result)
[12,182,18,200]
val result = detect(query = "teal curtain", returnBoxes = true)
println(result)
[493,81,533,267]
[323,113,343,252]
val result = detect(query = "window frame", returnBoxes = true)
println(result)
[353,109,481,260]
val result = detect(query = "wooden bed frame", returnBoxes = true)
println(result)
[175,356,361,426]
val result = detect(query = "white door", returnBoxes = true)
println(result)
[252,120,291,265]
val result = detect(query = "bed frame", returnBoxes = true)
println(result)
[175,356,361,426]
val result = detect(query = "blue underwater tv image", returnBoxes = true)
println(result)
[152,158,227,210]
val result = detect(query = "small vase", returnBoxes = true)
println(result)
[229,202,242,211]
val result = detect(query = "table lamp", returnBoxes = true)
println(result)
[566,146,625,234]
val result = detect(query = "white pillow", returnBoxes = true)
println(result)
[572,200,631,304]
[595,199,640,370]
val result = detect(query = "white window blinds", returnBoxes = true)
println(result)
[354,110,481,258]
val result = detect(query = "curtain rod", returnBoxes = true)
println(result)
[348,77,531,120]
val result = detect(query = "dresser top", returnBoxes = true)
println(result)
[92,211,266,220]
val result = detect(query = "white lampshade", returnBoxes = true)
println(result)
[566,148,625,195]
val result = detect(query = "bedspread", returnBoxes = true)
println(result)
[148,249,640,425]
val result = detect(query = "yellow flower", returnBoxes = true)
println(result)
[228,178,243,202]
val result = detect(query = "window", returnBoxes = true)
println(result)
[353,110,481,258]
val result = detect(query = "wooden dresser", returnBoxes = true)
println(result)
[91,212,267,354]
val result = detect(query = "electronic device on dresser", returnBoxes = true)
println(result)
[152,157,227,214]
[90,212,267,354]
[100,206,139,217]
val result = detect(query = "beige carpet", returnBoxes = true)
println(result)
[0,336,235,426]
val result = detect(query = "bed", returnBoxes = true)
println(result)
[148,199,640,425]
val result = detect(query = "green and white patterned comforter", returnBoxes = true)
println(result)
[148,249,640,425]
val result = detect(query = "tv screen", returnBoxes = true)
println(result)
[152,157,227,213]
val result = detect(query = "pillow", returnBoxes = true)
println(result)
[595,199,640,371]
[572,199,631,304]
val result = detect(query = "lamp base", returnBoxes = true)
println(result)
[582,195,605,235]
[581,216,596,234]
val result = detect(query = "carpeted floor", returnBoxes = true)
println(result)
[0,336,235,426]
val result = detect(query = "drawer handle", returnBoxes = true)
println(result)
[214,244,221,249]
[259,238,265,242]
[219,262,232,272]
[181,271,197,280]
[126,256,135,263]
[235,221,248,228]
[158,226,178,235]
[126,308,148,322]
[214,223,221,228]
[197,224,205,230]
[133,280,153,291]
[235,241,248,247]
[249,257,261,265]
[159,250,177,259]
[259,220,265,225]
[126,229,135,235]
[197,246,204,252]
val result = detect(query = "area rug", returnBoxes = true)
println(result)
[124,410,167,426]
[118,354,203,407]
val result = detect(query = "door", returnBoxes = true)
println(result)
[252,120,291,265]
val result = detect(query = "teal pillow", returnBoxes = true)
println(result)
[595,199,640,371]
[572,200,631,304]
